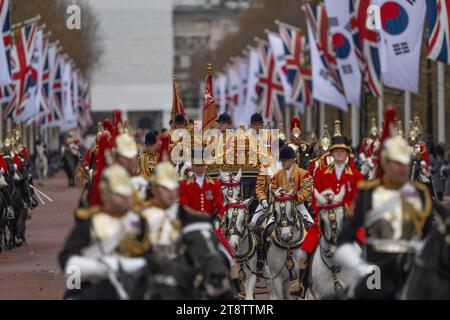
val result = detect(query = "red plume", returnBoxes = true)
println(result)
[158,133,171,162]
[90,132,111,206]
[290,116,301,132]
[111,109,123,145]
[103,119,114,135]
[375,105,397,178]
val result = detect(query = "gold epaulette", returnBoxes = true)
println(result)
[205,176,215,185]
[186,176,195,185]
[411,181,432,218]
[75,205,101,220]
[357,178,380,190]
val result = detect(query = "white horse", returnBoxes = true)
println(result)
[224,196,257,300]
[35,143,48,183]
[306,188,360,300]
[265,188,306,300]
[174,160,192,181]
[219,169,242,205]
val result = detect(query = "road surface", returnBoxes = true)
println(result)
[0,172,77,299]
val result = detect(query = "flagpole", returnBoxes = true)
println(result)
[404,91,411,135]
[11,15,41,30]
[351,104,359,149]
[377,93,384,129]
[306,105,312,134]
[319,102,325,136]
[437,61,445,144]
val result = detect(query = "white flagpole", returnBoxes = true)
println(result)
[438,61,445,144]
[306,105,312,134]
[377,95,384,129]
[319,102,325,136]
[404,91,411,135]
[0,108,2,143]
[351,104,359,149]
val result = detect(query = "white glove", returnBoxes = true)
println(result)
[334,243,368,279]
[118,256,147,276]
[261,199,269,209]
[0,168,4,174]
[65,255,108,282]
[13,164,18,171]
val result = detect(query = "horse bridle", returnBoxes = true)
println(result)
[221,180,240,200]
[318,202,345,248]
[225,202,249,239]
[272,194,299,228]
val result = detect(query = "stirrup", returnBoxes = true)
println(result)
[7,206,14,220]
[290,282,306,298]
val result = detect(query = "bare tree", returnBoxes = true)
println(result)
[11,0,103,81]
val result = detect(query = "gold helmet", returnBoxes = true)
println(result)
[278,123,286,141]
[413,116,422,138]
[369,118,378,138]
[397,120,404,137]
[408,120,419,144]
[380,106,411,168]
[100,163,133,197]
[150,161,179,191]
[333,120,342,137]
[290,116,301,138]
[319,124,332,151]
[13,124,21,143]
[4,130,11,148]
[113,133,138,159]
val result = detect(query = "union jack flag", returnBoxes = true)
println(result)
[277,21,312,112]
[303,3,345,96]
[47,54,63,126]
[0,0,12,106]
[256,40,285,124]
[427,0,450,63]
[4,21,38,119]
[37,37,49,120]
[349,0,382,97]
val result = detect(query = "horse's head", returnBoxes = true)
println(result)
[272,188,298,243]
[220,169,241,203]
[175,161,193,180]
[314,188,346,250]
[225,196,252,252]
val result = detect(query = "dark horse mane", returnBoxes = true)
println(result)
[403,200,450,299]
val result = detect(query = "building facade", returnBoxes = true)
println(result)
[173,0,250,117]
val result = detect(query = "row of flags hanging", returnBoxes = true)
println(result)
[194,0,450,128]
[0,0,92,133]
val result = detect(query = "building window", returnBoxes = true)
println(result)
[180,55,191,68]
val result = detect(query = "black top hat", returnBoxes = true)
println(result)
[145,132,157,145]
[174,114,186,124]
[279,146,296,161]
[217,112,232,124]
[250,113,264,124]
[329,135,351,152]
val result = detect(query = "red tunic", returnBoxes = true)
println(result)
[179,175,224,218]
[302,163,364,254]
[179,175,232,255]
[0,154,8,172]
[20,146,29,161]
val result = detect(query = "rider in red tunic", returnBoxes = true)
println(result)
[291,121,364,297]
[179,161,232,257]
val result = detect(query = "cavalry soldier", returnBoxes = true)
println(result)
[358,118,380,178]
[291,122,364,297]
[335,106,433,299]
[134,131,160,180]
[308,124,333,178]
[287,116,313,171]
[59,162,150,300]
[408,117,430,178]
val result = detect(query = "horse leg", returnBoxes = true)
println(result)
[244,271,257,300]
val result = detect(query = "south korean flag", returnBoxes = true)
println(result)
[374,0,426,93]
[324,0,362,107]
